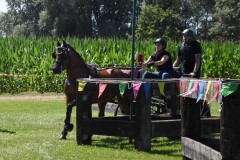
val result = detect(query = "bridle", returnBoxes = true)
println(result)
[52,45,96,78]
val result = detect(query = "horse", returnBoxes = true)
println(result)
[51,40,131,140]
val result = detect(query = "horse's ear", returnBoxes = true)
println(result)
[62,40,67,47]
[57,40,61,46]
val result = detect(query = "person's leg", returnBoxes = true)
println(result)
[162,72,172,79]
[142,71,161,79]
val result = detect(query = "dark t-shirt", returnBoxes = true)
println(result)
[151,50,173,71]
[178,40,202,73]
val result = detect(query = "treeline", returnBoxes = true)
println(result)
[0,0,239,41]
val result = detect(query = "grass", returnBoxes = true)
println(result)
[0,99,182,160]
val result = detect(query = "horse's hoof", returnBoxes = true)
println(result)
[59,134,67,140]
[67,123,74,132]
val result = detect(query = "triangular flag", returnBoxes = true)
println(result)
[181,80,187,94]
[78,81,87,91]
[133,82,142,100]
[119,82,127,96]
[196,81,205,103]
[143,83,151,98]
[98,83,107,98]
[203,81,212,103]
[208,82,219,104]
[221,82,238,97]
[158,82,165,96]
[187,80,194,92]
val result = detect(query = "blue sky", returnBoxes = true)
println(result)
[0,0,7,13]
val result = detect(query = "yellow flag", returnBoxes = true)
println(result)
[78,81,87,91]
[203,81,212,103]
[158,82,165,96]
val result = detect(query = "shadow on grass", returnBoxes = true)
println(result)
[91,136,181,156]
[0,128,16,134]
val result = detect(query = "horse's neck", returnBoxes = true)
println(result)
[66,50,90,80]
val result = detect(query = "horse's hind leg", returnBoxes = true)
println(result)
[59,99,76,140]
[98,101,107,117]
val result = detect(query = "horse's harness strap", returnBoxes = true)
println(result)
[65,79,76,86]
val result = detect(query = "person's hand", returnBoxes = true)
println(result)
[189,71,196,77]
[146,61,155,68]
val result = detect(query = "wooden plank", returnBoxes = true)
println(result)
[182,137,222,160]
[134,85,151,151]
[221,86,240,160]
[151,119,181,137]
[81,118,135,137]
[76,93,92,145]
[181,97,201,160]
[201,117,220,134]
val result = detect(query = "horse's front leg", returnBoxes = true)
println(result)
[59,84,76,140]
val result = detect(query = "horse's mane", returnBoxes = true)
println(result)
[66,42,85,63]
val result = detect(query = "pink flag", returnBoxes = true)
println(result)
[133,82,142,100]
[207,82,219,104]
[98,83,107,98]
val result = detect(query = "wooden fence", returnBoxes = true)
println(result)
[180,78,240,160]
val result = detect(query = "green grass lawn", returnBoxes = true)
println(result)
[0,99,182,160]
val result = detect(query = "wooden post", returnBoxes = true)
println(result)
[76,93,92,145]
[181,97,201,160]
[221,87,240,160]
[134,85,151,151]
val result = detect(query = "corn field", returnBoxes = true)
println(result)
[0,37,239,94]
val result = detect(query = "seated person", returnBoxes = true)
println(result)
[141,38,179,79]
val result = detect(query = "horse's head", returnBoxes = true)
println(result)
[52,40,69,74]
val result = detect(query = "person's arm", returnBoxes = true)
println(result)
[155,55,169,66]
[193,54,201,72]
[173,56,181,67]
[190,53,201,76]
[141,56,153,68]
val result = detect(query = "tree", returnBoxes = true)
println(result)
[136,5,180,40]
[92,0,132,38]
[210,0,240,41]
[2,0,44,36]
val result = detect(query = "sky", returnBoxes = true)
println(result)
[0,0,7,13]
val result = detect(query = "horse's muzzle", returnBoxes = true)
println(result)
[52,61,62,74]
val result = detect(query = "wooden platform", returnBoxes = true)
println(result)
[76,78,220,151]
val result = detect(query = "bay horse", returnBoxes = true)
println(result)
[52,40,130,140]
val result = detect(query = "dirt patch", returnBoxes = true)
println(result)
[0,93,65,101]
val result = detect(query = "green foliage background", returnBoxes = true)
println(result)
[0,37,239,94]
